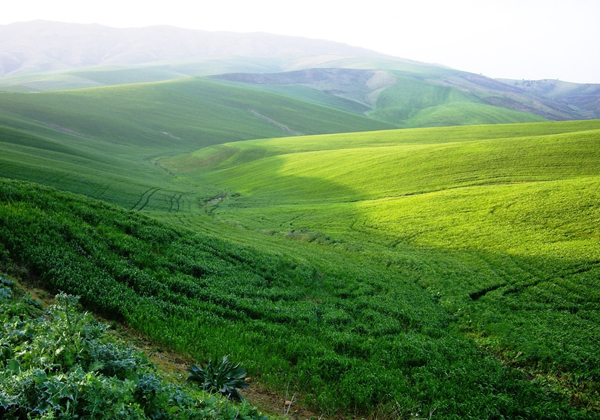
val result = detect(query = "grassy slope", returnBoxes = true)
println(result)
[1,73,599,416]
[0,77,393,150]
[0,123,192,211]
[162,121,600,411]
[0,77,393,210]
[213,69,549,128]
[0,59,568,130]
[0,178,593,419]
[0,279,266,420]
[369,75,546,127]
[227,83,372,115]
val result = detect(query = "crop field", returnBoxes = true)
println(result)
[0,74,599,419]
[0,77,392,211]
[161,120,600,413]
[0,77,392,150]
[1,179,595,419]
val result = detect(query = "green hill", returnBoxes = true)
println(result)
[214,69,590,128]
[0,77,393,151]
[1,71,599,417]
[367,76,546,127]
[0,77,393,210]
[1,177,595,419]
[162,121,600,415]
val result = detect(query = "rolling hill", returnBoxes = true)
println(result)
[1,120,599,418]
[501,78,600,119]
[1,21,599,129]
[213,68,596,126]
[1,19,600,419]
[0,76,393,210]
[163,121,600,411]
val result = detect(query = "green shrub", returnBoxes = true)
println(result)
[0,288,268,420]
[187,356,249,401]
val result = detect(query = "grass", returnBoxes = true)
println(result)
[227,83,372,115]
[160,120,600,413]
[0,178,594,419]
[0,76,393,211]
[0,77,394,151]
[368,74,546,127]
[1,74,599,418]
[0,276,269,420]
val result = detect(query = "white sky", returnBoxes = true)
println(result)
[2,0,599,84]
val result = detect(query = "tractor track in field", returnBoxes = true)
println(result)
[168,194,182,213]
[130,187,160,211]
[94,182,113,199]
[137,188,160,211]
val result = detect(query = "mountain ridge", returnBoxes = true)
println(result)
[2,20,599,126]
[0,20,407,77]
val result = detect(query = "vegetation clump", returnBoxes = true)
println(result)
[0,277,267,420]
[187,356,249,401]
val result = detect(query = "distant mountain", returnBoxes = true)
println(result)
[212,68,600,125]
[499,79,600,119]
[1,20,598,127]
[0,20,402,77]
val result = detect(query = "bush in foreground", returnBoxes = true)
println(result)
[0,277,267,420]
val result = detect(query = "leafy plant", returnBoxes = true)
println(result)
[187,356,249,401]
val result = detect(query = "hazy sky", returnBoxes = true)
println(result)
[3,0,599,83]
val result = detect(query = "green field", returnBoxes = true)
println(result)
[161,120,600,414]
[0,72,599,418]
[367,75,547,127]
[0,76,393,211]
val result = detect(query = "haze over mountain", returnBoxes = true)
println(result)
[0,20,398,76]
[1,20,599,125]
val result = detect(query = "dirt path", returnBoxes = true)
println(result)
[249,110,303,136]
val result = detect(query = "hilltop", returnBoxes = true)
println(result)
[1,21,599,127]
[0,20,393,77]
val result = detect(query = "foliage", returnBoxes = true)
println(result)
[2,111,600,419]
[0,178,596,418]
[188,356,249,401]
[0,281,269,420]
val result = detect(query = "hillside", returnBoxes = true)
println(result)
[1,115,599,417]
[163,121,600,413]
[1,19,600,418]
[1,20,598,128]
[501,79,600,119]
[0,77,392,150]
[213,68,596,126]
[0,278,268,420]
[0,76,393,211]
[0,177,596,419]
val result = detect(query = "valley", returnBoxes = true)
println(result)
[1,20,599,420]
